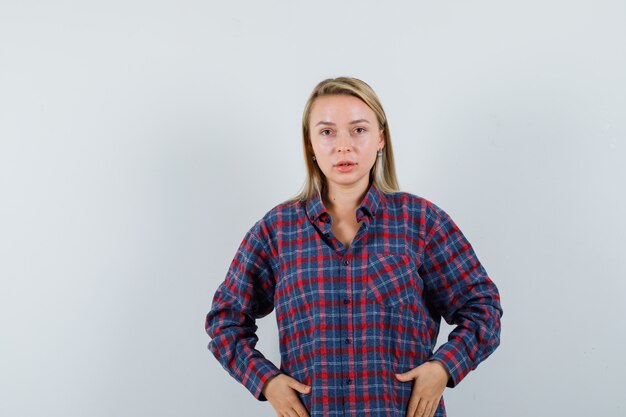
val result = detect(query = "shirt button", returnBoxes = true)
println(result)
[346,379,352,385]
[345,338,351,344]
[343,298,350,305]
[343,260,349,266]
[324,232,329,237]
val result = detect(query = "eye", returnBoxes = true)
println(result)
[320,129,333,136]
[354,127,367,134]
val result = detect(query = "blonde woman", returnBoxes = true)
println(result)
[206,77,502,417]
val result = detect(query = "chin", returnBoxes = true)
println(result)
[329,174,368,187]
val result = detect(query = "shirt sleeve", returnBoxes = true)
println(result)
[205,225,281,401]
[419,204,503,388]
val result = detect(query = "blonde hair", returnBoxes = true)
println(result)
[290,77,400,202]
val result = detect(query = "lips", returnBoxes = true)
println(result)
[334,160,357,167]
[334,160,357,173]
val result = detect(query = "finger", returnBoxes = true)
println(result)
[406,379,424,417]
[288,379,312,394]
[428,397,441,417]
[416,399,429,417]
[292,402,310,417]
[288,394,309,417]
[396,369,418,382]
[407,396,421,417]
[424,405,437,417]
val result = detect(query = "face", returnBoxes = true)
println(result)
[308,94,384,193]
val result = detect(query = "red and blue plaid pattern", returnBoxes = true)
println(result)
[206,182,502,416]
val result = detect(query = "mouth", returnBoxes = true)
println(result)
[334,160,357,167]
[334,160,357,172]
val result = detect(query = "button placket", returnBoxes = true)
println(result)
[340,255,354,392]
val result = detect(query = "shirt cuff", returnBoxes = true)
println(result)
[429,341,473,388]
[244,358,282,401]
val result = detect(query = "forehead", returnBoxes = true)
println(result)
[309,94,375,124]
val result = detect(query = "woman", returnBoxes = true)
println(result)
[205,77,502,417]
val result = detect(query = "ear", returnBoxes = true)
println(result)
[379,129,385,150]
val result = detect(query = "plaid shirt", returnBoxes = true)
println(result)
[206,182,502,417]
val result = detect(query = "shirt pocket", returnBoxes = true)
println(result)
[365,252,419,308]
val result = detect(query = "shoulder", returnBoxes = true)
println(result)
[247,197,304,238]
[382,190,449,226]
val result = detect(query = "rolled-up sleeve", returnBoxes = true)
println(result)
[420,204,503,387]
[205,225,281,400]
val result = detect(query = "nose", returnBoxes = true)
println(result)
[336,130,352,152]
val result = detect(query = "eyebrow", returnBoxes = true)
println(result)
[314,119,371,127]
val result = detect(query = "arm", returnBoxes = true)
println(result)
[419,204,503,388]
[205,226,281,400]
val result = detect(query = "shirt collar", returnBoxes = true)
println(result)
[305,182,386,224]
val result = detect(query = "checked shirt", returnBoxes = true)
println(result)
[205,182,502,417]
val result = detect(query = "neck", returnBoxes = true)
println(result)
[323,177,370,212]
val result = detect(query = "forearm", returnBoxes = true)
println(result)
[430,299,502,386]
[206,304,280,400]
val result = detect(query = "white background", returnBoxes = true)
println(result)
[1,1,625,416]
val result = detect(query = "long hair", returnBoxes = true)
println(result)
[290,77,400,202]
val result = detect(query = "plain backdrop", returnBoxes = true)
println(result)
[1,1,625,416]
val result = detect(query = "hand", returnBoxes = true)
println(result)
[262,374,311,417]
[395,361,450,417]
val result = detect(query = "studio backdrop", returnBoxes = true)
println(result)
[1,1,624,416]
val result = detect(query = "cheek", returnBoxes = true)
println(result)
[358,145,379,168]
[354,140,375,156]
[316,140,334,150]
